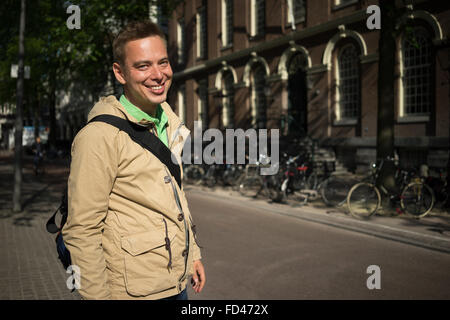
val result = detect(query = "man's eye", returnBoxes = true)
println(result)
[138,65,148,70]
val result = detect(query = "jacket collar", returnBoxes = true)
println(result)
[90,95,191,154]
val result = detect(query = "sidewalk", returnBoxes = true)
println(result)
[0,154,81,300]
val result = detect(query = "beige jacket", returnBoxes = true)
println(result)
[62,95,201,300]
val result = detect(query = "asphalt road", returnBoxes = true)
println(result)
[185,190,450,300]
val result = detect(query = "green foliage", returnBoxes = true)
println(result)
[0,0,184,109]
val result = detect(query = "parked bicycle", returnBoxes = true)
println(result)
[277,152,350,207]
[424,167,448,209]
[346,157,435,219]
[237,154,283,202]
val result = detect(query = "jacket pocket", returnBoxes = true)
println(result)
[121,224,177,297]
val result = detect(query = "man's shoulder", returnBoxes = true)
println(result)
[87,95,125,120]
[72,117,121,150]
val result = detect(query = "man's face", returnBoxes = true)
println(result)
[113,36,173,111]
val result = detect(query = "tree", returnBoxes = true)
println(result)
[13,0,26,212]
[375,0,401,192]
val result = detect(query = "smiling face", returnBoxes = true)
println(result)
[113,36,173,115]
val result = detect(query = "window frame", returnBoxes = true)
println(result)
[178,84,186,124]
[250,0,265,38]
[221,0,234,48]
[177,18,185,65]
[398,26,434,123]
[222,70,235,128]
[334,43,361,125]
[196,6,207,59]
[286,0,306,26]
[251,63,267,129]
[197,79,209,131]
[332,0,359,11]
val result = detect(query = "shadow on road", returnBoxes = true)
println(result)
[0,156,68,227]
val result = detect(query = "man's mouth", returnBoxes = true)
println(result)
[146,84,165,94]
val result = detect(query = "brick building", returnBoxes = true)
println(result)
[166,0,450,171]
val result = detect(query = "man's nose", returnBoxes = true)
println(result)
[149,65,163,80]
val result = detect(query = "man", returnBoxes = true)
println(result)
[62,21,205,300]
[32,136,43,175]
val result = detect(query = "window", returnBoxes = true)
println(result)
[333,0,359,10]
[197,79,209,131]
[251,64,267,129]
[177,18,185,64]
[287,0,305,25]
[335,0,357,6]
[337,44,360,121]
[178,85,186,124]
[250,0,265,37]
[221,0,233,47]
[196,7,207,59]
[222,70,235,128]
[402,27,433,117]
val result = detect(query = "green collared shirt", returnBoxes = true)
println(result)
[119,94,168,147]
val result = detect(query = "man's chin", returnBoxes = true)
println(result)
[145,94,167,106]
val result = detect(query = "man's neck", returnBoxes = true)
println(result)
[123,92,158,117]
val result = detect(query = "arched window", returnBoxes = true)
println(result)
[222,70,235,128]
[197,79,208,131]
[287,53,308,136]
[402,27,433,116]
[337,44,360,121]
[251,64,267,129]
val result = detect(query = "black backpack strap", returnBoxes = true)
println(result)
[46,204,63,234]
[89,114,182,188]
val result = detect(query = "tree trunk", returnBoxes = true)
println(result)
[376,0,397,192]
[13,0,26,213]
[446,47,450,211]
[33,87,40,139]
[48,68,57,147]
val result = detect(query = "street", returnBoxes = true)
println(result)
[184,188,450,300]
[0,156,449,300]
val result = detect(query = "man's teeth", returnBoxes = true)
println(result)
[151,85,162,90]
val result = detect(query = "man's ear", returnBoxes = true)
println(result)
[113,62,126,85]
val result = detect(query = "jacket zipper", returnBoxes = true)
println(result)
[165,167,190,283]
[165,125,190,283]
[162,218,173,271]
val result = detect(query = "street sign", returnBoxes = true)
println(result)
[10,64,30,79]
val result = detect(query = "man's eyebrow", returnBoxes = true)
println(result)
[132,60,151,66]
[132,58,169,67]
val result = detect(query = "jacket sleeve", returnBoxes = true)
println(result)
[62,124,118,300]
[192,236,202,261]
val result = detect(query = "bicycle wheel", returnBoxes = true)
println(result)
[262,175,284,202]
[320,176,350,207]
[239,177,261,198]
[347,182,381,219]
[401,182,435,218]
